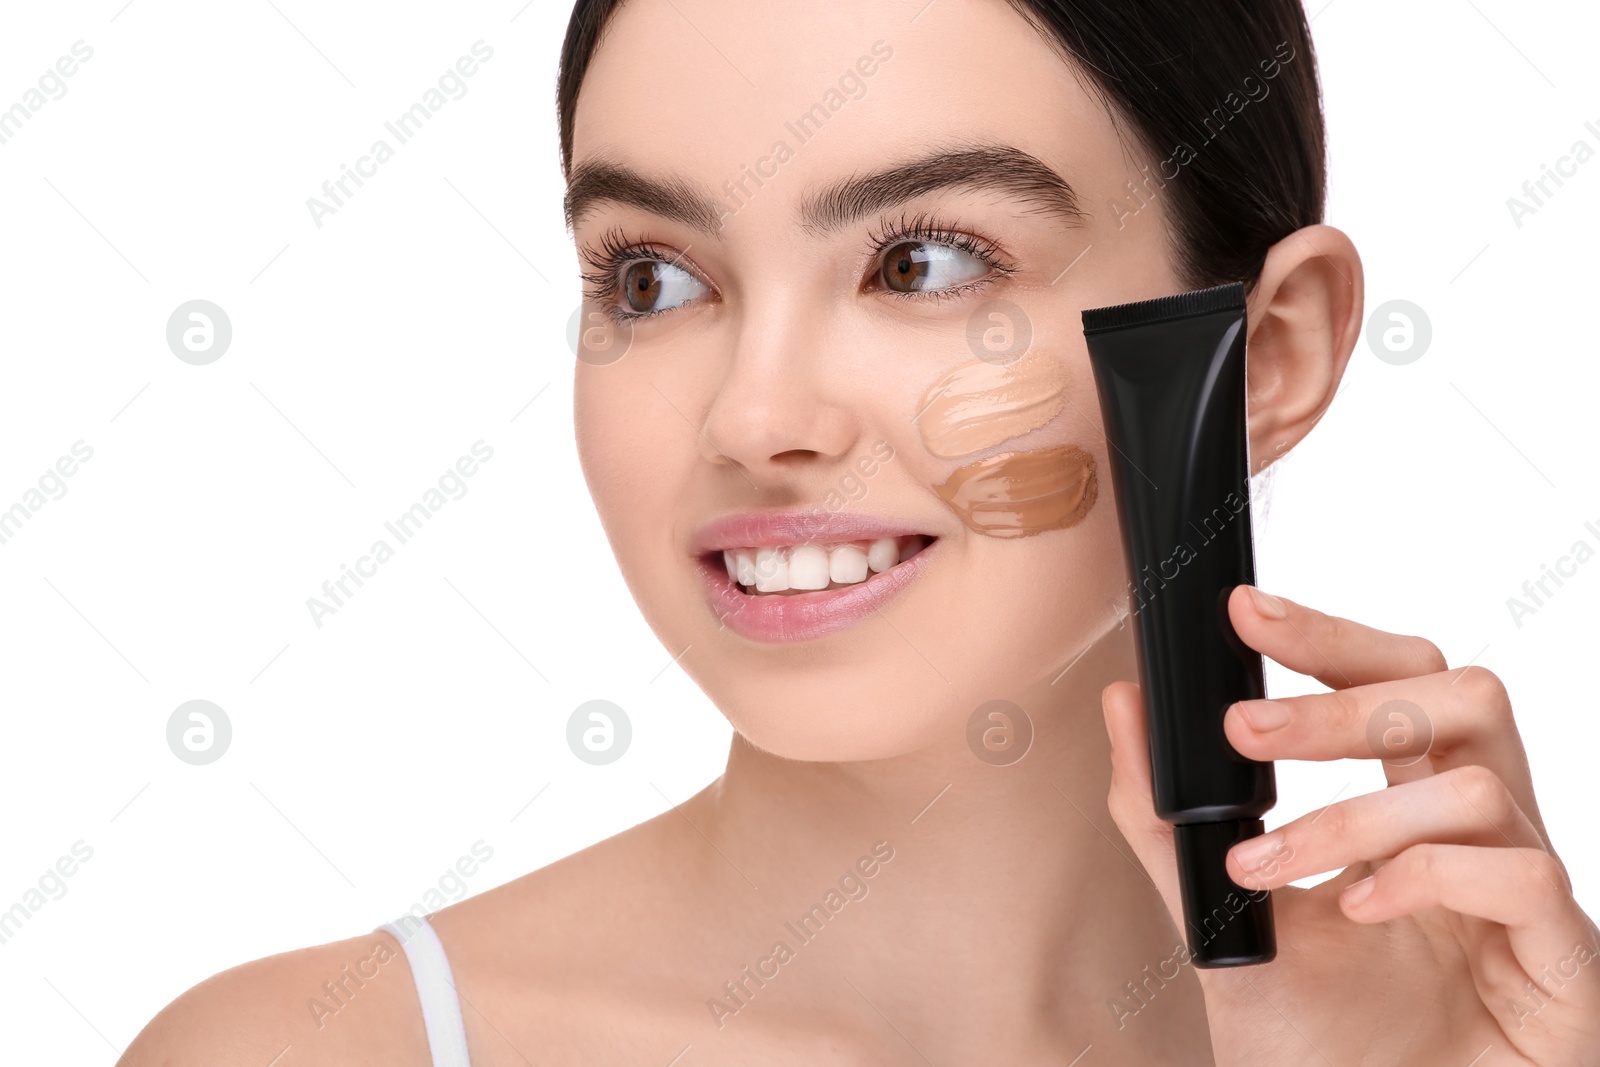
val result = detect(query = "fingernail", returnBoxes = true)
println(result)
[1248,585,1288,619]
[1342,875,1376,908]
[1238,699,1290,731]
[1230,830,1283,872]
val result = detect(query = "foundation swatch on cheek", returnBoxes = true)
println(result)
[934,444,1098,538]
[914,352,1069,459]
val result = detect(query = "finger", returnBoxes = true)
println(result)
[1222,665,1515,763]
[1225,764,1546,891]
[1228,584,1447,690]
[1337,843,1599,1008]
[1221,665,1543,830]
[1101,681,1186,920]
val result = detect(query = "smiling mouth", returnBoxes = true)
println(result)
[706,535,936,596]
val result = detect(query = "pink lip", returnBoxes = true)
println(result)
[690,510,943,643]
[691,510,935,555]
[694,537,940,643]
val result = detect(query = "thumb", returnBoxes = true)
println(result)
[1102,680,1188,932]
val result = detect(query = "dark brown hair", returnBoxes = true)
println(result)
[556,0,1325,289]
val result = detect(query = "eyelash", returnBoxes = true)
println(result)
[577,228,683,324]
[576,211,1015,324]
[863,209,1016,303]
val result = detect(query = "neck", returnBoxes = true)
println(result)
[686,621,1210,1059]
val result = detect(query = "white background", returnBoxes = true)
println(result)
[1,0,1596,1060]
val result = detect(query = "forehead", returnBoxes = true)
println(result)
[568,0,1127,220]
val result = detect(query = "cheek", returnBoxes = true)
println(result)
[900,338,1127,697]
[912,346,1102,538]
[574,365,719,660]
[934,444,1098,538]
[573,366,681,555]
[573,368,628,505]
[914,346,1068,458]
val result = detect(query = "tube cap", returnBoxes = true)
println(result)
[1172,818,1277,967]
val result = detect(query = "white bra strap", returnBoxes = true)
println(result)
[379,916,472,1067]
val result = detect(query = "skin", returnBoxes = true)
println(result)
[121,1,1599,1064]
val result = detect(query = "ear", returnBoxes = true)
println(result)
[1243,224,1364,474]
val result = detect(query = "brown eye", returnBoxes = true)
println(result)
[878,239,988,294]
[881,240,932,292]
[623,262,662,313]
[616,259,707,317]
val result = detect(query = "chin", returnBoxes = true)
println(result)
[689,645,1025,764]
[665,649,946,762]
[722,695,955,763]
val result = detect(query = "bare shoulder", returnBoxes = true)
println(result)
[118,801,731,1065]
[417,802,772,1063]
[118,926,431,1067]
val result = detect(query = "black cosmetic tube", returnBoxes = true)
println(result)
[1081,282,1276,967]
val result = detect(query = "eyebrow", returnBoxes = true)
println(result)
[800,143,1084,234]
[563,160,725,235]
[563,142,1085,237]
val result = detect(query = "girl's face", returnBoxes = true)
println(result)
[569,0,1183,760]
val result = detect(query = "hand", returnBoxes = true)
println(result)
[1101,585,1600,1066]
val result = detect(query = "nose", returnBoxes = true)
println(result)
[696,297,862,480]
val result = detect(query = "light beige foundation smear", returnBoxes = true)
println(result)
[934,444,1098,538]
[914,351,1069,459]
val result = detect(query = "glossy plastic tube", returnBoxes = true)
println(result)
[1082,282,1276,967]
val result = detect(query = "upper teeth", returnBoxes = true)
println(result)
[720,536,929,594]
